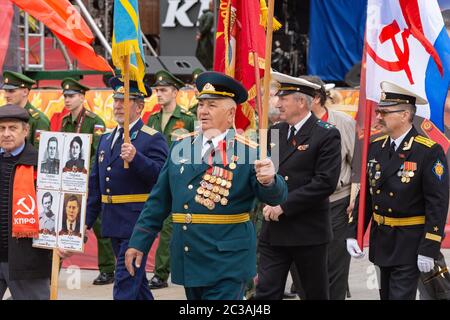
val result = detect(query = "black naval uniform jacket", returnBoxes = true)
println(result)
[260,114,342,246]
[348,127,449,266]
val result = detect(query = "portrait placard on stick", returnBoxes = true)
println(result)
[33,131,91,252]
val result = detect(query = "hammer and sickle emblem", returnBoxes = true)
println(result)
[14,195,36,216]
[367,20,414,85]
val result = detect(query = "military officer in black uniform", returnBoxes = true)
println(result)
[346,81,449,300]
[255,72,342,300]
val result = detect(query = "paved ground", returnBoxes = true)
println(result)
[4,248,449,300]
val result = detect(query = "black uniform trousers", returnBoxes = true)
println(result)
[379,264,420,300]
[256,240,329,300]
[290,196,351,299]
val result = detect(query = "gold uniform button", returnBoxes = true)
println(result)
[106,188,111,193]
[184,246,189,252]
[284,176,289,181]
[182,226,187,231]
[184,204,189,210]
[188,184,193,190]
[106,177,110,182]
[389,192,394,197]
[107,167,111,171]
[374,205,379,210]
[388,208,392,213]
[376,190,381,194]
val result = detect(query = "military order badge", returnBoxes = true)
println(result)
[433,160,445,181]
[195,166,233,210]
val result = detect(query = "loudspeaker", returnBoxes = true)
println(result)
[158,56,206,83]
[144,56,206,85]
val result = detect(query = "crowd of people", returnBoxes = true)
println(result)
[0,66,448,301]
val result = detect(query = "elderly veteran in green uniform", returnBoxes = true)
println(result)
[125,71,288,300]
[1,70,50,148]
[346,81,449,300]
[147,70,196,290]
[59,77,116,286]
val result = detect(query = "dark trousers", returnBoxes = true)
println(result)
[0,262,49,300]
[379,264,420,300]
[93,215,115,274]
[290,196,351,300]
[110,238,153,300]
[153,216,172,281]
[255,240,329,300]
[185,279,247,300]
[327,196,352,299]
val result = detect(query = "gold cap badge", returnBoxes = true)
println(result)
[203,83,215,92]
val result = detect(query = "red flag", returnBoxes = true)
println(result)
[10,0,112,72]
[0,2,14,71]
[214,0,266,131]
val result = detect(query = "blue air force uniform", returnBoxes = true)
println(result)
[86,78,169,300]
[128,71,288,300]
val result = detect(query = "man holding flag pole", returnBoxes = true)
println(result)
[346,0,450,300]
[85,0,169,300]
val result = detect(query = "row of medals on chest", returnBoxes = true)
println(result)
[195,161,237,210]
[368,161,416,186]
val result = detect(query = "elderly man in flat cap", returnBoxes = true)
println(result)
[0,104,59,299]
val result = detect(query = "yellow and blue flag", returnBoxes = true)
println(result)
[112,0,146,94]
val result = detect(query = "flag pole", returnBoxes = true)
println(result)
[259,0,275,160]
[50,249,60,300]
[122,55,130,169]
[253,52,263,129]
[357,103,372,249]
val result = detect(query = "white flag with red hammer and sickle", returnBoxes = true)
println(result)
[364,0,450,130]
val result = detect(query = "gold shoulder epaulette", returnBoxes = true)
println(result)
[140,125,157,136]
[235,134,258,149]
[85,110,97,119]
[372,135,388,143]
[414,135,436,148]
[180,108,194,117]
[150,109,161,116]
[29,109,40,119]
[176,131,198,141]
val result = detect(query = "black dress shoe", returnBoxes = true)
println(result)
[283,291,297,299]
[148,275,168,289]
[93,272,115,285]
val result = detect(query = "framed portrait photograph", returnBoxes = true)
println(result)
[33,190,61,249]
[57,192,86,252]
[37,132,64,190]
[61,133,91,193]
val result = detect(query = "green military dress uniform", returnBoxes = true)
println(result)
[2,71,50,148]
[147,105,195,146]
[60,78,115,278]
[129,130,288,299]
[188,68,203,117]
[147,70,196,287]
[128,71,288,300]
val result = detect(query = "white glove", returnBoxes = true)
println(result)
[346,238,365,259]
[417,255,435,273]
